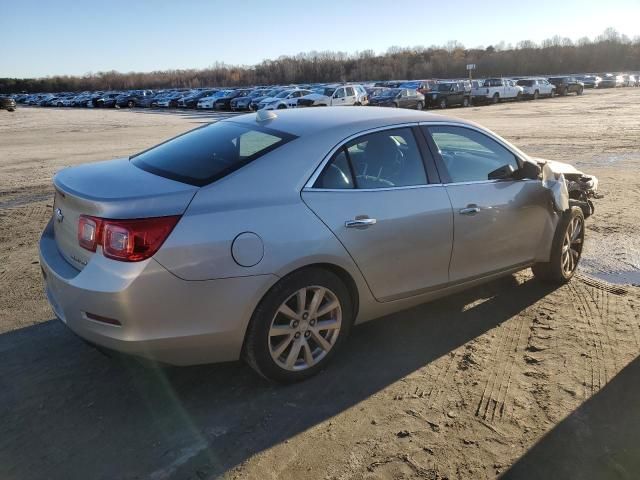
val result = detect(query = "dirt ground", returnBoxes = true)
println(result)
[1,90,639,480]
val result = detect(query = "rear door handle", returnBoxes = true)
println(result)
[459,206,481,215]
[345,217,377,228]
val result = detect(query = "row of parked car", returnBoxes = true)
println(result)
[4,71,638,113]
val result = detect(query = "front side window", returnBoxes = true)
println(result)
[314,128,427,189]
[427,126,519,183]
[334,88,345,98]
[132,122,295,186]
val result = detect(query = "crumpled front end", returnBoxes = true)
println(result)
[535,158,599,218]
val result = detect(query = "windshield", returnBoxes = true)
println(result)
[131,122,296,186]
[275,91,292,98]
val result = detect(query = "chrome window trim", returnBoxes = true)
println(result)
[303,122,420,189]
[304,183,445,193]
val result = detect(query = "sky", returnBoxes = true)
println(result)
[2,0,639,78]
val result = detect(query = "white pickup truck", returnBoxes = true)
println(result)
[471,78,523,104]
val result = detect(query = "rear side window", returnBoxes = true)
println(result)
[314,128,427,189]
[131,122,295,186]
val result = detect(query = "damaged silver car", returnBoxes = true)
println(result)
[40,108,598,382]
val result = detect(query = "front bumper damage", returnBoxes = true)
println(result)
[536,158,599,217]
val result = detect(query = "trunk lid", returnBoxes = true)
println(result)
[52,158,197,270]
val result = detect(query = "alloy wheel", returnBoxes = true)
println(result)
[561,215,583,276]
[268,286,342,371]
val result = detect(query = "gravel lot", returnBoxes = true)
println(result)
[1,89,639,480]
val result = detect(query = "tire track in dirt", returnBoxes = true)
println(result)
[476,312,528,422]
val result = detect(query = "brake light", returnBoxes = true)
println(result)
[78,215,180,262]
[78,215,102,252]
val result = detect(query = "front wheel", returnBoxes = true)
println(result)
[492,93,499,104]
[462,97,470,107]
[127,100,135,108]
[439,98,447,109]
[416,101,424,110]
[577,87,583,96]
[533,90,539,100]
[532,207,585,283]
[243,268,353,383]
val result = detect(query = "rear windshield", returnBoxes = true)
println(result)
[131,121,296,186]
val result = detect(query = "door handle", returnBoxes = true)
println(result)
[345,217,377,228]
[459,206,481,215]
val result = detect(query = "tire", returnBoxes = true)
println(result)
[354,102,361,106]
[532,207,585,284]
[550,90,555,98]
[516,92,523,101]
[439,98,447,109]
[416,101,424,111]
[533,90,539,100]
[392,102,399,108]
[243,267,354,383]
[462,97,470,107]
[577,87,583,96]
[57,102,63,107]
[561,87,568,96]
[127,100,134,108]
[492,93,499,104]
[277,104,287,109]
[8,108,15,112]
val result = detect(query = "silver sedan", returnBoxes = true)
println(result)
[40,107,596,382]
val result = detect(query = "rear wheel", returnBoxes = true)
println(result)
[516,92,523,101]
[492,93,499,104]
[127,100,135,108]
[561,87,568,96]
[532,207,585,283]
[577,87,584,96]
[277,103,287,109]
[416,101,424,110]
[243,268,353,383]
[439,98,447,109]
[462,97,470,107]
[550,89,556,98]
[533,90,539,100]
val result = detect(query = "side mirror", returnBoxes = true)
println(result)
[488,164,516,180]
[512,161,541,180]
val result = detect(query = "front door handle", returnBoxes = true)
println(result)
[345,217,377,228]
[459,205,481,215]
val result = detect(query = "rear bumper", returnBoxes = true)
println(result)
[39,219,276,365]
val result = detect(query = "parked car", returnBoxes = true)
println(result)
[197,90,232,109]
[400,80,438,95]
[472,78,523,104]
[297,85,361,107]
[116,90,154,108]
[213,89,252,111]
[258,89,311,110]
[40,108,598,382]
[0,96,16,112]
[178,90,219,109]
[368,88,425,109]
[621,74,637,87]
[230,89,269,111]
[157,91,190,108]
[598,74,617,88]
[248,88,286,111]
[576,75,601,89]
[426,81,471,109]
[95,92,122,108]
[516,78,556,99]
[548,77,584,96]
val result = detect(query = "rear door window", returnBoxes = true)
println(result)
[132,122,295,186]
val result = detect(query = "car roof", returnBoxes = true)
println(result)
[223,106,475,137]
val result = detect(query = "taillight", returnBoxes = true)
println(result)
[78,215,102,252]
[78,215,180,262]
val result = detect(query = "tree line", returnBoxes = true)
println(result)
[2,28,639,94]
